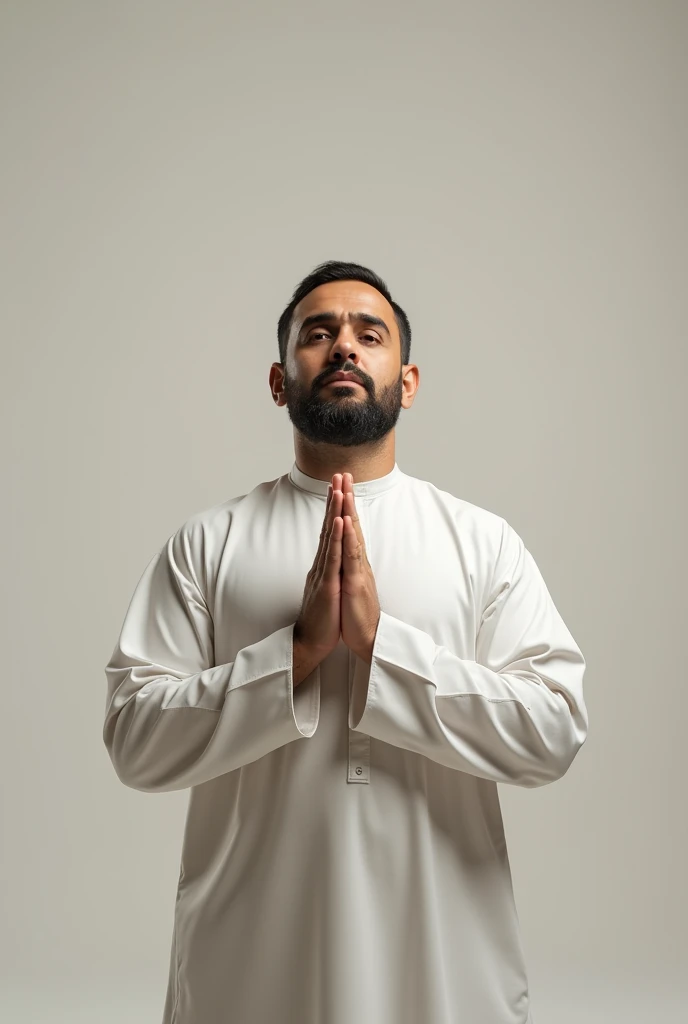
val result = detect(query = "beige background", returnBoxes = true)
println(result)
[2,1,686,1021]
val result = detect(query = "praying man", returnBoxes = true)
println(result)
[103,258,588,1024]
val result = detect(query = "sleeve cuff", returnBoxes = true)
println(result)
[290,628,321,737]
[347,610,438,740]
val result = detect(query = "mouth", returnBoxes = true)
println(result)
[324,379,363,387]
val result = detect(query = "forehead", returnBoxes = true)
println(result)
[293,280,396,334]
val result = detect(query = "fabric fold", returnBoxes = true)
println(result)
[103,526,320,793]
[349,519,587,788]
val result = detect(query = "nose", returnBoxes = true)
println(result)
[327,325,362,363]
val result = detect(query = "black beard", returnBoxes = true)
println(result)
[281,371,404,448]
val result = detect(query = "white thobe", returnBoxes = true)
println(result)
[103,460,588,1024]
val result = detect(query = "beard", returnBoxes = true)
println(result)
[281,365,404,448]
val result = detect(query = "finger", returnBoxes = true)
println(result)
[317,488,342,574]
[342,488,367,555]
[313,484,333,568]
[323,515,343,581]
[340,474,367,557]
[341,515,363,572]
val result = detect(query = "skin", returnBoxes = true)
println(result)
[269,279,420,482]
[269,278,421,666]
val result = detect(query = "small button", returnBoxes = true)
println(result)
[355,767,363,775]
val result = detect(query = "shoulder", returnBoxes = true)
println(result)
[401,471,530,600]
[403,470,511,546]
[157,490,250,598]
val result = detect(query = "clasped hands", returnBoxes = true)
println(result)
[329,472,380,664]
[295,471,381,668]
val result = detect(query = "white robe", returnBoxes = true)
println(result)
[103,460,588,1024]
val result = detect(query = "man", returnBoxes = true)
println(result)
[103,259,588,1024]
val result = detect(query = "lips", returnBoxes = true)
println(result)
[323,373,365,387]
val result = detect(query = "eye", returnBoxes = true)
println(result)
[308,332,379,343]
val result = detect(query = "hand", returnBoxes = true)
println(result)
[294,474,344,662]
[340,473,381,664]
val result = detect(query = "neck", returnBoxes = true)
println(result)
[293,433,396,484]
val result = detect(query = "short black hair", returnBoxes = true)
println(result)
[277,260,411,366]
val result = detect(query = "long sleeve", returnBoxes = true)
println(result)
[349,518,588,788]
[103,523,320,793]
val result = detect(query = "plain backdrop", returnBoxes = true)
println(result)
[2,1,686,1021]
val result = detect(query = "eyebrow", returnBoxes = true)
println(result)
[297,310,392,339]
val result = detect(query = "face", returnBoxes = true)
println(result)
[273,280,414,448]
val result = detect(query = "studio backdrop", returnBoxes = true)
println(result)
[2,1,685,1022]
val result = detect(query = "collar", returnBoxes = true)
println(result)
[288,460,403,498]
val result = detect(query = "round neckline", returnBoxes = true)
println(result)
[288,460,403,498]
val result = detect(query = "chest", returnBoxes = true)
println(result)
[212,493,482,665]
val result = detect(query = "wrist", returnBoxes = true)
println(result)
[292,635,327,687]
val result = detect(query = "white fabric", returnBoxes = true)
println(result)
[103,461,588,1024]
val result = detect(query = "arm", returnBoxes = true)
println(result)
[103,522,321,793]
[349,518,588,788]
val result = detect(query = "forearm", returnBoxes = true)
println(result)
[104,623,320,792]
[349,610,588,787]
